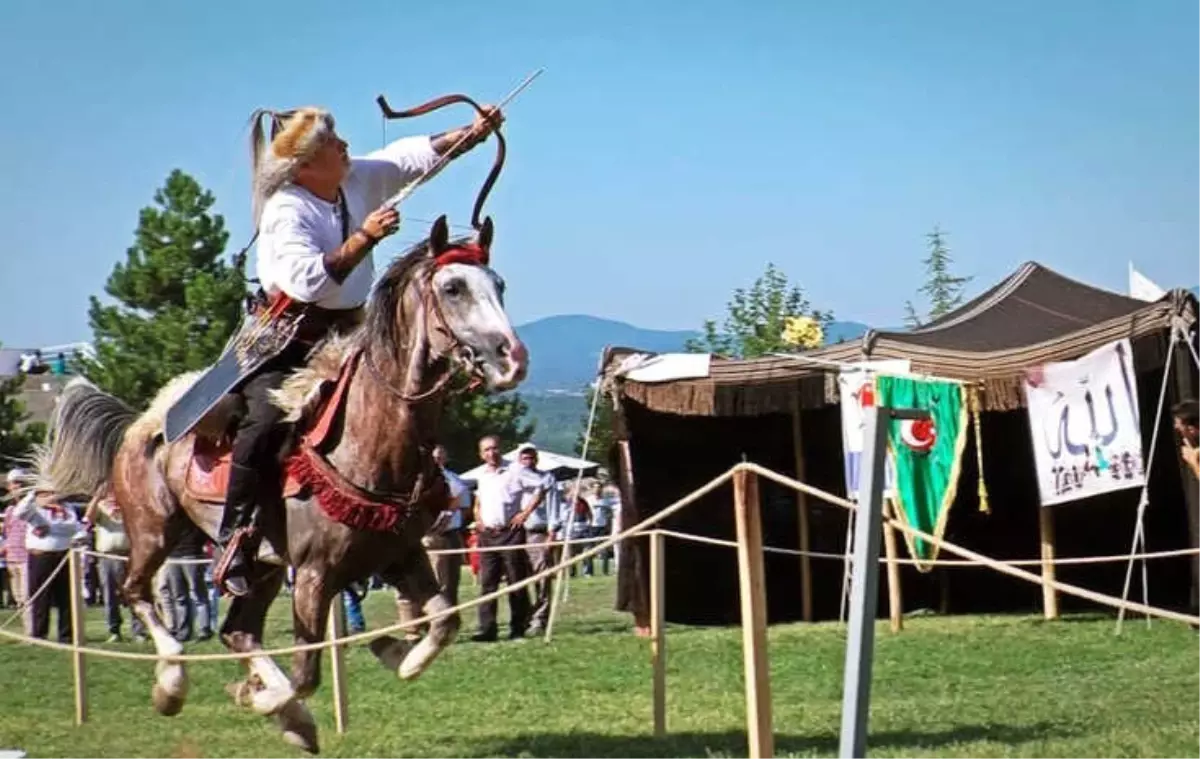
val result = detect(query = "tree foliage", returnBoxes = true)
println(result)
[0,368,44,471]
[438,390,536,472]
[685,262,833,359]
[574,385,615,462]
[80,170,247,409]
[904,226,972,328]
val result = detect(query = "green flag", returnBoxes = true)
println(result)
[874,375,968,569]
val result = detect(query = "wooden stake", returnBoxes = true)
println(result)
[734,468,774,758]
[68,548,88,725]
[790,395,813,622]
[882,499,903,633]
[327,598,349,733]
[1039,506,1060,620]
[650,530,666,736]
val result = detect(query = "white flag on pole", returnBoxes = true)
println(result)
[1128,262,1166,302]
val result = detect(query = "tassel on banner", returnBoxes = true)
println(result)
[969,384,991,514]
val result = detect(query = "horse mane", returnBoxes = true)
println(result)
[271,233,474,422]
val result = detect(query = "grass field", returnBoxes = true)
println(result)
[0,570,1196,758]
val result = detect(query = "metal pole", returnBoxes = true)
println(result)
[838,406,926,758]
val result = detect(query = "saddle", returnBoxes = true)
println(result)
[182,350,359,506]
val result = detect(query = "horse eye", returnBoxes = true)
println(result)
[443,278,465,297]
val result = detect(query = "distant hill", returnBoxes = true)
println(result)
[514,313,869,453]
[513,314,869,393]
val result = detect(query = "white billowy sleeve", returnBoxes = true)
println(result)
[257,206,338,304]
[350,135,440,210]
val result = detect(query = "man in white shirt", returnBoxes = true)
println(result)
[214,102,503,597]
[518,445,560,635]
[471,436,545,641]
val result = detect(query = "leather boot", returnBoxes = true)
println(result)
[216,463,259,597]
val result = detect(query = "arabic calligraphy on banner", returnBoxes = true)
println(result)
[1022,338,1146,506]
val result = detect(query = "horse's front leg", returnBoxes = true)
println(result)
[289,561,335,700]
[381,548,459,681]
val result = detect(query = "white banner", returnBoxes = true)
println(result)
[838,360,909,501]
[1022,338,1146,506]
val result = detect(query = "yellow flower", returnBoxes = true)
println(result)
[782,316,823,349]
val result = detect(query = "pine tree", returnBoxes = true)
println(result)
[905,226,972,327]
[0,367,44,471]
[81,170,247,409]
[685,262,832,358]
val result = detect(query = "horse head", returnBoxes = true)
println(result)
[366,214,528,398]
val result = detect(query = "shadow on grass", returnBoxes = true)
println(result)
[478,721,1077,757]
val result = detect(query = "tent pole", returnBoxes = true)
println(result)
[1038,505,1059,619]
[790,393,813,622]
[1116,326,1178,633]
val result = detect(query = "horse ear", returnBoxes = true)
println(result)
[429,215,450,255]
[477,216,494,250]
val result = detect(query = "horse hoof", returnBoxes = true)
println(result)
[368,634,411,672]
[276,699,319,754]
[152,683,185,716]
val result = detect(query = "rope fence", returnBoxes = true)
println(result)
[1,460,1196,755]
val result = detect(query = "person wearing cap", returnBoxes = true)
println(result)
[10,485,87,642]
[212,100,504,597]
[517,445,561,635]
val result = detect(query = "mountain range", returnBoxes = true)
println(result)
[512,314,870,393]
[511,314,870,454]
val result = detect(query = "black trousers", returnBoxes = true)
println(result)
[476,527,532,637]
[28,551,72,642]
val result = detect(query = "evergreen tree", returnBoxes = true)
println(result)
[685,262,832,358]
[438,390,536,472]
[81,170,247,409]
[904,226,972,328]
[0,366,44,471]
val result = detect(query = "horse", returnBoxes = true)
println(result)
[34,214,528,752]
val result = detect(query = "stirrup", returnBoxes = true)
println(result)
[213,526,256,597]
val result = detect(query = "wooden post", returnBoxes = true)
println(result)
[650,530,666,736]
[734,468,774,758]
[67,548,88,725]
[790,395,813,622]
[327,597,349,733]
[1038,506,1059,620]
[881,499,903,633]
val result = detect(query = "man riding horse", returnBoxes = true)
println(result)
[215,102,504,596]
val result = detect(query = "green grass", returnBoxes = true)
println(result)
[0,572,1196,758]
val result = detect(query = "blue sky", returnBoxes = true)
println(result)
[1,0,1195,348]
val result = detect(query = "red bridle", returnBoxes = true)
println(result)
[433,244,489,269]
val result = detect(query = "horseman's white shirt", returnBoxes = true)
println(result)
[255,135,439,310]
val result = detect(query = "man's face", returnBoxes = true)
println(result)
[519,451,537,469]
[297,131,350,186]
[479,438,501,465]
[432,447,447,467]
[1175,417,1199,446]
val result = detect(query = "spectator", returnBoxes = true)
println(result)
[519,445,561,636]
[1174,399,1199,478]
[162,523,212,642]
[563,489,594,578]
[83,484,146,643]
[471,435,544,642]
[2,469,32,633]
[11,488,84,642]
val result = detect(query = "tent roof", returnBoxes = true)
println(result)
[603,262,1195,417]
[459,445,601,484]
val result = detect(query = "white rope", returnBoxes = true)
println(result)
[1116,326,1178,633]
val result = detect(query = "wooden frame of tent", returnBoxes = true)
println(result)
[602,262,1199,629]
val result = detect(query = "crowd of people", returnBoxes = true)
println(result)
[0,436,620,645]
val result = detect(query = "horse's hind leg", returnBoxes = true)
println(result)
[376,549,459,681]
[288,561,335,700]
[123,516,189,716]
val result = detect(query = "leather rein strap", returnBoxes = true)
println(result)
[376,92,506,231]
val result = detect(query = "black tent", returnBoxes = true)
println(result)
[605,262,1198,627]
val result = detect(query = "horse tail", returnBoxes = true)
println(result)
[33,377,137,498]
